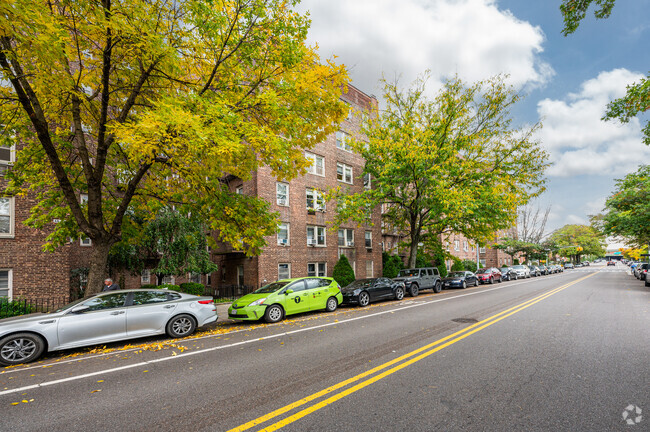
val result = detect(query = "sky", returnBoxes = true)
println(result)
[297,0,650,248]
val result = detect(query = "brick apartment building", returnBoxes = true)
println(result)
[211,85,382,291]
[1,143,89,301]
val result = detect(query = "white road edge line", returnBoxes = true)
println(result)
[0,272,591,395]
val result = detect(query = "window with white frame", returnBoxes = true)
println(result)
[162,275,175,285]
[366,260,374,278]
[307,226,326,246]
[479,259,486,267]
[0,269,11,299]
[235,185,243,194]
[276,182,289,206]
[336,131,352,151]
[336,163,353,184]
[305,152,325,176]
[141,269,151,284]
[454,240,460,251]
[365,231,372,248]
[237,265,244,285]
[0,139,14,176]
[479,246,486,253]
[278,263,291,280]
[363,173,371,189]
[463,240,468,252]
[278,222,290,246]
[0,197,14,238]
[338,228,354,247]
[306,188,326,211]
[307,262,327,277]
[189,272,202,284]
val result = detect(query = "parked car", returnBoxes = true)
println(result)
[475,268,502,284]
[341,278,405,306]
[0,289,218,366]
[442,271,479,289]
[393,267,442,296]
[538,265,549,275]
[634,263,649,280]
[528,265,541,277]
[511,265,531,279]
[229,277,343,323]
[499,266,518,281]
[564,263,575,269]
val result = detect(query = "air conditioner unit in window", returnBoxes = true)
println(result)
[279,238,288,245]
[346,241,354,247]
[307,239,316,246]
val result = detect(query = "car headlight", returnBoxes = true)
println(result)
[248,298,267,307]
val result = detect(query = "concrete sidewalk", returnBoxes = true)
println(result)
[215,301,233,322]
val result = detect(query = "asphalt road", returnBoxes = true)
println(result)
[1,263,648,432]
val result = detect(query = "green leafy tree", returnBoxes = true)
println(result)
[333,255,356,288]
[451,258,464,272]
[462,260,478,272]
[382,252,404,278]
[595,165,650,247]
[0,0,348,294]
[335,74,548,268]
[560,0,650,145]
[549,224,606,263]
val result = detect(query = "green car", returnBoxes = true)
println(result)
[228,277,343,323]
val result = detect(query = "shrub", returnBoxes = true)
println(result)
[451,257,464,271]
[140,284,158,289]
[158,284,181,291]
[382,252,404,278]
[178,282,205,296]
[0,298,35,318]
[333,255,356,287]
[462,260,478,272]
[513,258,520,265]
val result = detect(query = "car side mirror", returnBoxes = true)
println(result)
[70,305,90,314]
[285,289,294,295]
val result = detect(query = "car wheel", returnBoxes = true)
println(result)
[462,281,467,289]
[0,333,46,366]
[264,304,284,323]
[497,277,502,283]
[474,279,479,287]
[395,287,405,300]
[166,314,197,338]
[645,278,650,287]
[433,281,442,293]
[409,284,419,297]
[325,297,338,312]
[514,274,518,280]
[358,291,371,307]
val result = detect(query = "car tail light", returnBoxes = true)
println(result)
[198,299,214,305]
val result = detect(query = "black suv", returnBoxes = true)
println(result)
[393,267,442,297]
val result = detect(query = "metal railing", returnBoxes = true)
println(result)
[211,285,257,302]
[0,297,70,319]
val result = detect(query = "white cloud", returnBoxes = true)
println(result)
[537,68,649,177]
[298,0,553,95]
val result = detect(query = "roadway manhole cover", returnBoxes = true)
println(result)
[452,318,479,324]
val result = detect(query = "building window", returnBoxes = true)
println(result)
[141,269,151,284]
[235,185,243,194]
[237,265,244,285]
[479,259,486,267]
[305,152,325,176]
[276,182,289,206]
[365,231,372,248]
[162,275,175,285]
[278,222,290,246]
[306,188,326,211]
[189,272,202,284]
[0,141,14,176]
[479,247,486,253]
[338,228,354,247]
[366,260,374,278]
[336,131,352,151]
[454,240,460,251]
[363,173,371,189]
[463,240,468,252]
[0,197,14,238]
[0,269,11,299]
[307,262,327,277]
[278,263,291,280]
[336,163,353,184]
[307,225,326,246]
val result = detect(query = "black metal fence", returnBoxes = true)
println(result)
[0,297,70,319]
[207,285,258,302]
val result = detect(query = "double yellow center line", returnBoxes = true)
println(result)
[229,273,596,432]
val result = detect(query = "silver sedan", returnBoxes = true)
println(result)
[0,289,218,366]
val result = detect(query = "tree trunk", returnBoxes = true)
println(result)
[85,239,113,296]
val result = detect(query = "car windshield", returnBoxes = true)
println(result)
[512,265,525,270]
[448,272,465,278]
[499,267,509,271]
[346,279,374,289]
[255,281,290,294]
[476,268,488,274]
[397,269,420,277]
[54,297,88,313]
